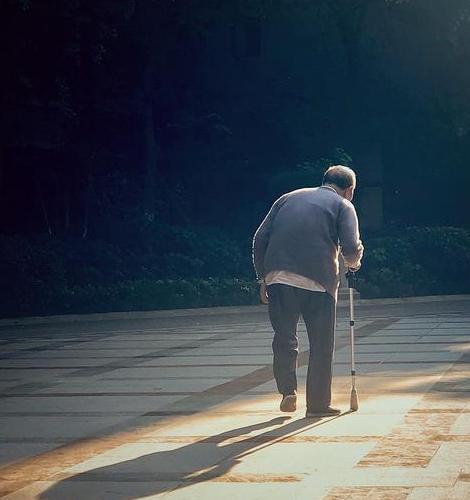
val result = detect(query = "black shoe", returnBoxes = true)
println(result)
[280,393,297,412]
[305,406,341,418]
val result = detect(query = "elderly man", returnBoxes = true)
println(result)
[253,165,363,417]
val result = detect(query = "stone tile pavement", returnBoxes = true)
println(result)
[0,298,469,499]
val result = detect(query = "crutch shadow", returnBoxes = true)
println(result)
[39,413,340,499]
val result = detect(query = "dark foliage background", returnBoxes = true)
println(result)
[1,0,470,317]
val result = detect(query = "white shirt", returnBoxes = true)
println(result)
[265,270,326,292]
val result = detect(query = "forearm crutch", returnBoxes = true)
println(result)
[346,270,359,411]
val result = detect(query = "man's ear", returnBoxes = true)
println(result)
[346,185,355,201]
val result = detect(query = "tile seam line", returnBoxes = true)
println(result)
[63,329,255,378]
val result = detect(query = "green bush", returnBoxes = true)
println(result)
[0,228,256,318]
[0,278,259,318]
[131,223,252,279]
[1,225,469,318]
[358,226,470,298]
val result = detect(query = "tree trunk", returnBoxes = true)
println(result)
[81,152,95,239]
[143,101,158,223]
[132,1,165,224]
[0,143,3,202]
[34,171,53,236]
[64,180,71,233]
[328,1,371,125]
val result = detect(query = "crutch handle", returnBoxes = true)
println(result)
[345,270,357,289]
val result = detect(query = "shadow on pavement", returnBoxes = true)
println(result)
[39,414,340,499]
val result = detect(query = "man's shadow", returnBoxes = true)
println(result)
[40,414,330,499]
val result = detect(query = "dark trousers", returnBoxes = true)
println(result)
[267,284,336,411]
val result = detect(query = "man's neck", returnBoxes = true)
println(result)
[322,184,341,195]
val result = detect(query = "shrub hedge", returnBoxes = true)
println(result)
[0,278,258,317]
[357,226,470,298]
[0,225,469,317]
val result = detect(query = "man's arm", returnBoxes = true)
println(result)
[252,195,287,280]
[338,199,364,270]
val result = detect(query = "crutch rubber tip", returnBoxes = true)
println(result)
[350,387,359,411]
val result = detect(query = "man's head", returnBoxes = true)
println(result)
[322,165,356,201]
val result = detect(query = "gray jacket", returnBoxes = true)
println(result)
[252,186,363,298]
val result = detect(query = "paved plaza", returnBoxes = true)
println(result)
[0,297,469,499]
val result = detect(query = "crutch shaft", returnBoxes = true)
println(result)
[349,287,356,375]
[348,271,359,411]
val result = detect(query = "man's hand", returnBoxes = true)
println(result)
[346,269,358,289]
[259,281,269,304]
